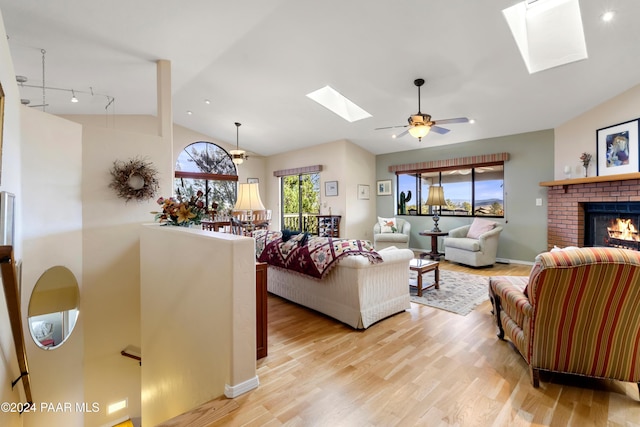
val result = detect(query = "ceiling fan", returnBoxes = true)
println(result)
[375,78,470,141]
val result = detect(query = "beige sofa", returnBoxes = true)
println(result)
[266,246,414,329]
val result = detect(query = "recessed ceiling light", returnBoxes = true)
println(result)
[204,99,211,105]
[306,85,372,123]
[602,11,615,22]
[187,110,193,115]
[469,119,476,124]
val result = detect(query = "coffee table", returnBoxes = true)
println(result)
[409,258,440,297]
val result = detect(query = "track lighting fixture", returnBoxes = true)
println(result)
[12,46,114,111]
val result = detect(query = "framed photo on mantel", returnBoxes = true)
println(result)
[596,118,639,176]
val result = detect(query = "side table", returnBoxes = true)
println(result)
[418,230,449,260]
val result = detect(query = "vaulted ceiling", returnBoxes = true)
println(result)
[2,0,639,156]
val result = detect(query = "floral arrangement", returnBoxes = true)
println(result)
[151,184,208,227]
[580,152,592,168]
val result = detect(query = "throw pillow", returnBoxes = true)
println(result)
[378,216,398,233]
[281,229,299,242]
[466,218,497,239]
[550,245,580,252]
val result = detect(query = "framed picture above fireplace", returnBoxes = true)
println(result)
[596,118,639,177]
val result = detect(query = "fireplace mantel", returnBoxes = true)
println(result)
[540,172,640,187]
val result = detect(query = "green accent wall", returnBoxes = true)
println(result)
[376,129,554,263]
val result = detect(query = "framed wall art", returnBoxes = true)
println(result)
[325,181,338,197]
[596,118,639,176]
[377,180,392,196]
[357,184,370,200]
[247,177,259,184]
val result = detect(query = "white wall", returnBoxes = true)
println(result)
[81,125,171,427]
[62,115,270,211]
[341,142,376,240]
[555,83,640,180]
[20,107,84,427]
[265,139,377,240]
[0,9,25,427]
[140,225,257,426]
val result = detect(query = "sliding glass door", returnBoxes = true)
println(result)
[281,173,320,233]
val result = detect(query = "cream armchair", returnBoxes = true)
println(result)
[443,219,502,267]
[373,217,411,250]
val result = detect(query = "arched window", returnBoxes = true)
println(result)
[175,142,238,212]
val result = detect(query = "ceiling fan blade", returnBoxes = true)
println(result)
[375,125,407,130]
[394,129,409,139]
[434,117,469,125]
[430,125,450,135]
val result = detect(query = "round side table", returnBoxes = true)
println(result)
[418,230,449,260]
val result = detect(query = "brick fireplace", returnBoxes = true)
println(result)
[543,174,640,250]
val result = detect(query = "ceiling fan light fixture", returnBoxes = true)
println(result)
[408,124,430,140]
[231,122,247,165]
[230,151,245,165]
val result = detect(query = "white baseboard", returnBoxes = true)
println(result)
[224,375,260,398]
[498,258,534,266]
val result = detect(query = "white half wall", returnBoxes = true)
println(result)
[140,225,256,426]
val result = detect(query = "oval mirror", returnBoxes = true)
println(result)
[28,266,79,350]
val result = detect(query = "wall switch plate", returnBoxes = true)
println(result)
[536,198,543,206]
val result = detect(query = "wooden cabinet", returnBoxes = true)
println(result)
[316,215,341,238]
[256,262,267,359]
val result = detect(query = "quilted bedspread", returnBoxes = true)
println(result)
[253,230,382,279]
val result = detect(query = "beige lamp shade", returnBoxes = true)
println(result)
[234,183,265,211]
[426,186,445,206]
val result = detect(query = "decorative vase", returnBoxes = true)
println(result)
[584,165,588,177]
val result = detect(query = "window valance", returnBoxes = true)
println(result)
[389,153,509,173]
[273,164,323,177]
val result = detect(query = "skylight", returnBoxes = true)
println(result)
[306,85,372,123]
[503,0,588,74]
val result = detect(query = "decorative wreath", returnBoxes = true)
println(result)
[109,157,159,202]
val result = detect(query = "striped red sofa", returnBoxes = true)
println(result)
[489,247,640,394]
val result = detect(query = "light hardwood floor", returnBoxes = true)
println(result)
[163,261,640,427]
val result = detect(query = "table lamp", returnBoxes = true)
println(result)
[234,183,265,231]
[426,186,446,232]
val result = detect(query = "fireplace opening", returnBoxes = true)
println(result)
[584,202,640,250]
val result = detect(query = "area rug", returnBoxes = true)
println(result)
[409,269,490,316]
